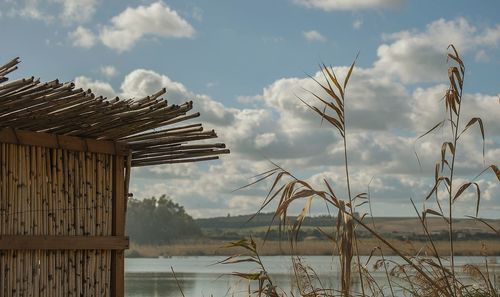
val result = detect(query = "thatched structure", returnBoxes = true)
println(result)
[0,58,229,296]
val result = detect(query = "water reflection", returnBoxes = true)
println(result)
[126,273,193,297]
[125,256,499,297]
[125,272,339,297]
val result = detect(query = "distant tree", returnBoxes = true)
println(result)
[126,195,201,244]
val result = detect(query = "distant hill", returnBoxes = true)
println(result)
[195,212,335,229]
[195,213,500,241]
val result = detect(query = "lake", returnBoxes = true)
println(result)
[125,256,499,297]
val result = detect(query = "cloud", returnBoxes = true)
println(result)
[190,6,203,22]
[76,68,235,128]
[255,66,411,132]
[69,26,96,48]
[293,0,403,11]
[74,76,116,99]
[121,69,235,126]
[353,19,363,30]
[255,133,277,149]
[84,66,500,217]
[9,0,54,22]
[474,50,490,63]
[374,18,500,83]
[410,85,500,138]
[475,24,500,46]
[7,0,98,24]
[54,0,99,24]
[100,65,118,78]
[121,69,189,100]
[74,63,499,218]
[303,30,327,42]
[70,17,499,218]
[99,1,195,52]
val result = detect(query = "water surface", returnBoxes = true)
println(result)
[125,256,499,296]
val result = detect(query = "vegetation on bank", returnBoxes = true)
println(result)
[125,201,499,246]
[126,195,201,244]
[125,204,500,257]
[197,213,499,242]
[125,238,500,258]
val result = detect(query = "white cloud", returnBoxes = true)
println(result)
[353,19,363,30]
[69,26,96,48]
[475,24,500,46]
[374,18,500,83]
[293,0,403,11]
[121,69,189,100]
[205,81,218,88]
[303,30,327,42]
[410,85,500,137]
[474,50,490,63]
[69,17,499,218]
[74,76,116,99]
[255,66,411,132]
[147,163,198,179]
[100,65,118,78]
[10,0,53,22]
[190,6,203,22]
[53,0,98,24]
[121,69,235,126]
[129,75,496,218]
[7,0,98,24]
[99,1,195,52]
[74,62,499,218]
[255,133,277,149]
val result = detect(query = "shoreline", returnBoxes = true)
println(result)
[126,238,500,258]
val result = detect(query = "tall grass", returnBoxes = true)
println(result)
[226,45,499,296]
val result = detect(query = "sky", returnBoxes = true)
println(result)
[1,0,499,218]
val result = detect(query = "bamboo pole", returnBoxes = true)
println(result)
[45,149,51,296]
[29,147,40,297]
[25,146,32,297]
[5,145,10,297]
[76,153,83,297]
[19,145,24,296]
[56,153,60,297]
[29,146,36,297]
[34,146,41,297]
[68,152,75,297]
[40,148,46,297]
[0,143,4,297]
[15,144,21,297]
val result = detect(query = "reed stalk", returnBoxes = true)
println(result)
[230,45,498,297]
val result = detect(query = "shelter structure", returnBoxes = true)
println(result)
[0,58,229,297]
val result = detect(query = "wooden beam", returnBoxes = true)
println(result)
[0,236,129,250]
[111,155,126,297]
[0,128,129,155]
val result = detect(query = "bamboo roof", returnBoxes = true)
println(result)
[0,58,229,167]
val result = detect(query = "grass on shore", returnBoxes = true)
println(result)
[126,238,500,258]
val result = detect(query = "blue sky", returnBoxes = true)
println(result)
[1,0,499,218]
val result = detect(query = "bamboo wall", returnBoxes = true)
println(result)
[0,141,121,297]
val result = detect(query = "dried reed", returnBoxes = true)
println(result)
[228,45,499,297]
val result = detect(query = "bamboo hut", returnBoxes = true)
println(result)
[0,58,229,297]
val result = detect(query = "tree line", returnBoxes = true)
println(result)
[125,195,201,244]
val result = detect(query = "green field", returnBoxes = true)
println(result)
[196,213,500,241]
